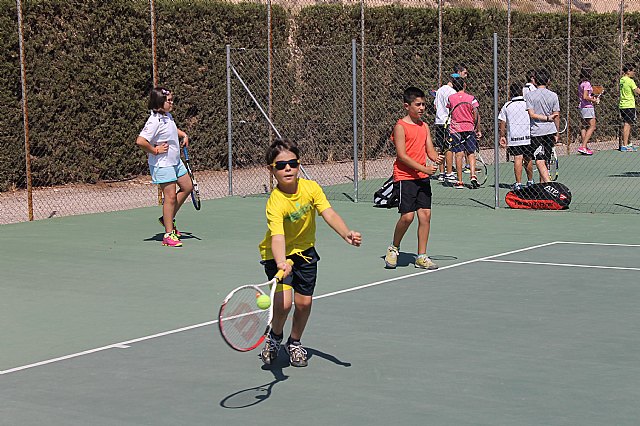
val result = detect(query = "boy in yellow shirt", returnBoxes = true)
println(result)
[619,63,640,151]
[258,139,361,367]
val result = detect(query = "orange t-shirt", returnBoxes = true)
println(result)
[392,119,428,181]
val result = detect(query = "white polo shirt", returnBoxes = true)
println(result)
[139,111,180,167]
[434,84,457,125]
[498,96,531,146]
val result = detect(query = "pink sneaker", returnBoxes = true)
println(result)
[577,147,593,155]
[162,232,182,247]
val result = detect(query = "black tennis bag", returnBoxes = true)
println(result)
[373,176,399,208]
[505,182,571,210]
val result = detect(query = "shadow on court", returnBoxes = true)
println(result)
[144,231,202,242]
[220,347,351,409]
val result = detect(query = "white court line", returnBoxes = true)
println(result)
[0,241,558,376]
[483,259,640,272]
[555,241,640,248]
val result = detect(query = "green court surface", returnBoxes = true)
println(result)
[1,197,639,425]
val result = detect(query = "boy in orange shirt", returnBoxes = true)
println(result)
[384,87,442,270]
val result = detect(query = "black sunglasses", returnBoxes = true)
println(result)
[271,159,300,170]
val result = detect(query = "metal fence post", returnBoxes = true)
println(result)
[226,44,233,196]
[352,39,358,203]
[16,0,33,221]
[493,33,500,209]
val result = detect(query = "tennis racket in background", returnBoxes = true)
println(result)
[182,146,201,210]
[442,101,487,187]
[592,85,604,100]
[218,259,294,352]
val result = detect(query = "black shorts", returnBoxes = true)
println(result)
[261,246,319,296]
[433,124,448,150]
[620,108,637,124]
[507,145,533,159]
[530,134,556,161]
[395,178,432,214]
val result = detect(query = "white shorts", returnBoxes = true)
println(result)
[580,107,595,119]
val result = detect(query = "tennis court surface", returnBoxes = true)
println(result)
[1,198,639,425]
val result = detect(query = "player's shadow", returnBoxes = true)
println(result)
[380,252,457,268]
[219,348,350,409]
[219,367,288,409]
[609,171,640,178]
[144,231,201,242]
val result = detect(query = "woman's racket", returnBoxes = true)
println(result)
[182,146,201,210]
[592,85,604,99]
[218,259,293,352]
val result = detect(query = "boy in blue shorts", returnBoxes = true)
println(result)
[259,139,361,367]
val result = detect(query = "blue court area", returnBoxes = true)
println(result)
[1,198,639,425]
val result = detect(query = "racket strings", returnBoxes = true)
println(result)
[219,287,269,349]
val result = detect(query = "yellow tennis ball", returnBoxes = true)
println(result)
[256,294,271,310]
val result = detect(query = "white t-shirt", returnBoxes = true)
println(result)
[522,82,537,98]
[434,84,457,125]
[498,96,530,146]
[139,111,180,167]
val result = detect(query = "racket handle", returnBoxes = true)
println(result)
[274,259,294,282]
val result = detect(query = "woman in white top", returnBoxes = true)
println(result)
[136,87,192,247]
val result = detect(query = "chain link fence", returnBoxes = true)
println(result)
[2,0,640,224]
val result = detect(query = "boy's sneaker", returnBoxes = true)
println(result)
[526,180,535,187]
[445,173,457,182]
[285,341,308,367]
[415,254,438,270]
[437,173,446,182]
[512,182,522,190]
[384,245,399,269]
[454,181,465,189]
[620,145,637,152]
[463,164,471,173]
[470,175,480,189]
[260,333,282,366]
[158,217,181,237]
[162,232,182,247]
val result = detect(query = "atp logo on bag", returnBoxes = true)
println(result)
[506,182,572,210]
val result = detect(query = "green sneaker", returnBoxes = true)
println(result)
[415,255,438,270]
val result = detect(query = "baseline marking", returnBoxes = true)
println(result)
[0,241,557,376]
[483,259,640,272]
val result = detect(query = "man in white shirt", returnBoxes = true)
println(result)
[433,74,458,181]
[499,82,534,190]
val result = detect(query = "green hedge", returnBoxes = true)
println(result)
[1,0,639,191]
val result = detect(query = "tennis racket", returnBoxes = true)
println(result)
[443,100,486,188]
[592,85,604,100]
[218,259,294,352]
[182,146,201,210]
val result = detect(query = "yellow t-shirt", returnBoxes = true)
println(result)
[619,75,637,109]
[259,178,332,260]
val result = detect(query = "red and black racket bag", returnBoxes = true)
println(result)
[505,182,571,210]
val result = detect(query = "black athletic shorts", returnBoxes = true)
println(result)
[507,145,533,159]
[395,178,432,214]
[620,108,637,124]
[530,134,556,161]
[261,246,319,296]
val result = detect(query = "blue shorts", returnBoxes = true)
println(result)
[450,132,478,153]
[150,161,188,184]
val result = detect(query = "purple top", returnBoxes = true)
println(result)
[578,81,593,109]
